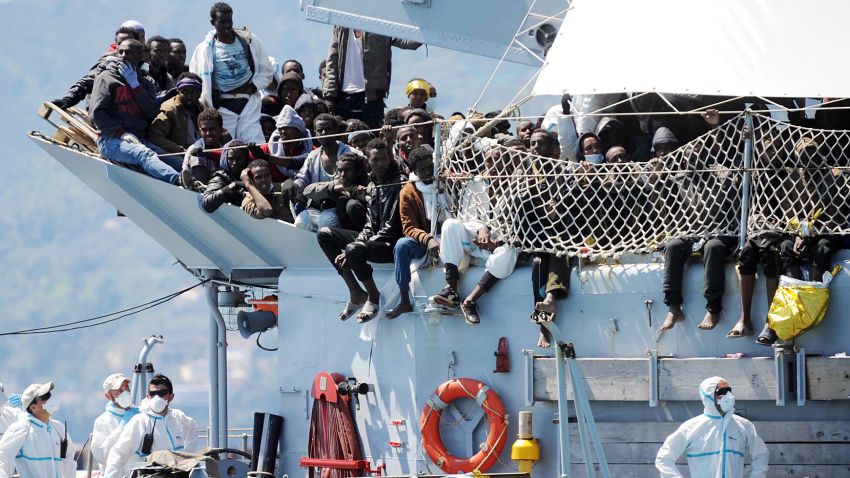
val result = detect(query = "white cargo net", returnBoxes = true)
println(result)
[438,113,850,259]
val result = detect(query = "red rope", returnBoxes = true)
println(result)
[307,393,363,478]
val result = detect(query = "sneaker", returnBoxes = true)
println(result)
[460,301,480,325]
[431,286,460,308]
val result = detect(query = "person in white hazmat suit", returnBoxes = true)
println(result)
[0,382,76,478]
[103,374,199,478]
[91,373,140,474]
[0,384,25,440]
[655,376,769,478]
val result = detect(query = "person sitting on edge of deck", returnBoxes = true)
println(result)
[167,38,189,80]
[201,139,250,212]
[303,151,369,232]
[241,159,293,222]
[146,35,175,93]
[90,39,182,184]
[317,138,403,323]
[182,108,229,187]
[147,73,203,155]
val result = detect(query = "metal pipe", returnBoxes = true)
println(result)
[539,321,570,478]
[86,434,93,478]
[430,121,442,236]
[738,110,754,249]
[206,281,229,447]
[205,276,220,448]
[132,335,163,404]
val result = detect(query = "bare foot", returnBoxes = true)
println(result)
[660,306,685,331]
[535,300,557,316]
[698,311,720,330]
[537,330,551,348]
[386,301,413,319]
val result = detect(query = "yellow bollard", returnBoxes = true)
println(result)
[511,411,540,475]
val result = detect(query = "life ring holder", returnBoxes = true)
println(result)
[419,378,508,474]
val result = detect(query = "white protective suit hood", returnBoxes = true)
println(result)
[699,376,730,418]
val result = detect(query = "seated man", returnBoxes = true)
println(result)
[277,71,304,108]
[146,35,175,92]
[260,114,276,142]
[90,39,181,184]
[167,38,189,79]
[103,375,198,478]
[202,140,250,212]
[295,93,319,137]
[303,152,368,231]
[404,108,434,147]
[182,108,227,186]
[265,105,312,181]
[387,146,443,319]
[288,114,352,231]
[148,73,203,154]
[317,139,403,323]
[241,159,294,222]
[190,2,273,143]
[726,233,784,339]
[346,120,373,154]
[393,125,420,174]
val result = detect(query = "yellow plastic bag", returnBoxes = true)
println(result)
[767,276,830,341]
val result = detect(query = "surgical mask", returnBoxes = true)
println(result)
[584,153,604,165]
[43,401,60,415]
[114,391,132,409]
[148,395,168,414]
[717,393,735,413]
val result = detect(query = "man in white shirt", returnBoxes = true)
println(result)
[91,373,139,474]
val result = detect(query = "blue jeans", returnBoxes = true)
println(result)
[97,136,180,184]
[394,238,427,293]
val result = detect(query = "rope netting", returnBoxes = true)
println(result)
[437,113,850,259]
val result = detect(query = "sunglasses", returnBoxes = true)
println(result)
[148,389,170,398]
[38,392,52,403]
[715,386,732,396]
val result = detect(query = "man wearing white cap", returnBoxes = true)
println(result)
[0,384,24,440]
[91,373,139,475]
[103,374,199,478]
[0,382,76,478]
[656,376,769,478]
[120,20,146,44]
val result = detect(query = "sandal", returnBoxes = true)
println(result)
[756,326,778,346]
[432,286,460,308]
[726,322,753,339]
[460,301,480,325]
[357,301,379,324]
[339,300,365,321]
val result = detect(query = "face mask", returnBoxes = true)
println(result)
[115,391,132,409]
[43,401,60,415]
[717,393,735,413]
[148,396,168,414]
[584,153,604,165]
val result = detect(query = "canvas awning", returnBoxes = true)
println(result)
[533,0,850,98]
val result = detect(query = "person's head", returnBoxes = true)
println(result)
[210,2,235,39]
[530,128,555,158]
[21,382,55,417]
[405,78,430,109]
[314,113,340,147]
[247,159,272,191]
[118,39,145,69]
[278,72,304,107]
[485,111,511,135]
[114,26,139,45]
[102,373,131,409]
[502,136,528,153]
[169,38,187,66]
[366,138,391,180]
[275,105,308,144]
[175,72,202,108]
[578,132,603,163]
[146,35,171,67]
[282,59,305,80]
[517,120,534,145]
[397,125,420,155]
[120,19,146,44]
[699,376,735,416]
[318,59,327,83]
[224,140,251,176]
[199,109,224,148]
[336,152,367,187]
[605,146,628,164]
[345,119,371,149]
[404,108,433,142]
[147,374,174,415]
[260,115,276,141]
[408,146,434,184]
[651,127,679,158]
[294,94,319,131]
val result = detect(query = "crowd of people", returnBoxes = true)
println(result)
[47,3,848,345]
[0,374,198,478]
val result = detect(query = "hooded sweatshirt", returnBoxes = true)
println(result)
[267,105,312,180]
[651,127,680,155]
[201,140,248,213]
[89,61,159,139]
[655,376,769,478]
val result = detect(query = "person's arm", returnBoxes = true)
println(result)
[90,73,124,138]
[249,34,274,92]
[102,418,142,478]
[56,55,113,108]
[59,426,76,478]
[0,421,28,478]
[147,110,185,153]
[390,37,423,50]
[369,185,401,242]
[322,27,341,102]
[655,424,689,478]
[90,415,111,467]
[302,180,341,203]
[173,411,199,454]
[746,422,769,478]
[293,153,316,193]
[202,176,241,213]
[400,186,434,246]
[241,169,274,218]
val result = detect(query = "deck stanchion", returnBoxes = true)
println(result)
[738,110,754,249]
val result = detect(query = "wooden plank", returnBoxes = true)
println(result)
[807,356,850,400]
[568,421,850,444]
[569,464,850,478]
[569,442,850,465]
[659,357,777,401]
[533,358,649,402]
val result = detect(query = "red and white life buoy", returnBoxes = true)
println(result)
[419,378,508,474]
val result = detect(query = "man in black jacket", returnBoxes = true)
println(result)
[89,39,181,184]
[317,139,403,323]
[202,140,250,212]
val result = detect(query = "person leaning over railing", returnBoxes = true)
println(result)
[201,140,250,213]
